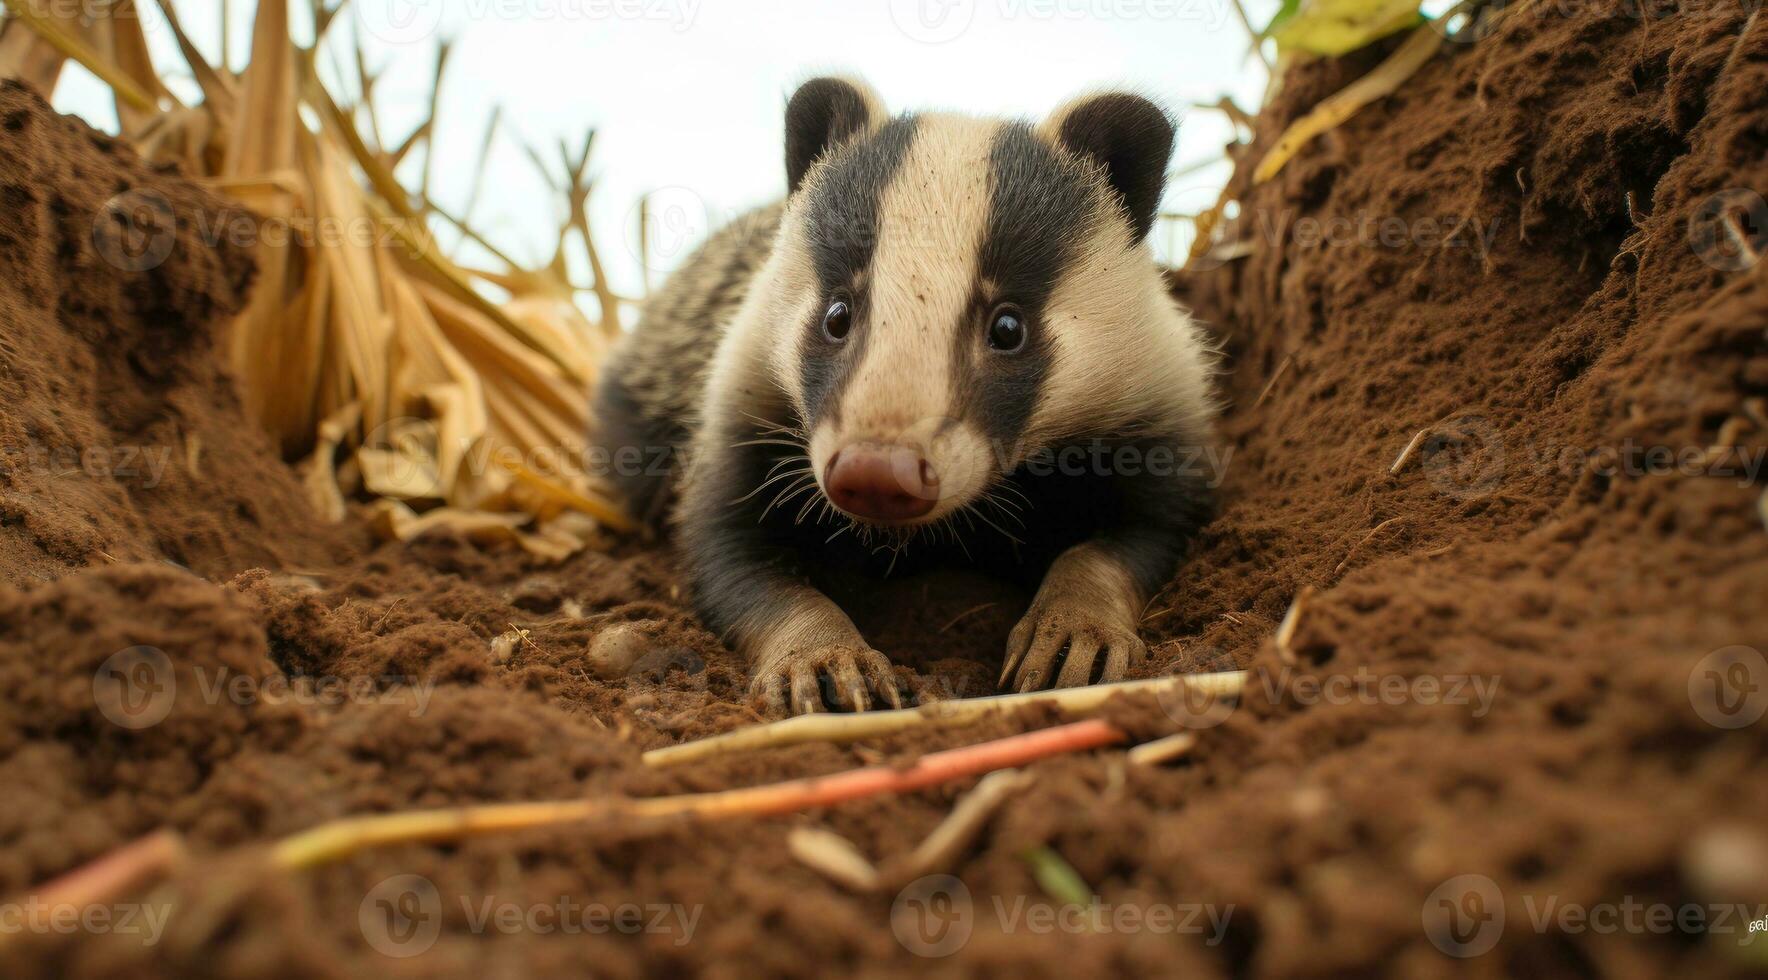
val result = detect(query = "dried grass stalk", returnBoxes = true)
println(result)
[7,0,633,543]
[642,670,1248,768]
[1253,24,1444,184]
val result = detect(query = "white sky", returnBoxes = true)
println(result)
[50,0,1277,302]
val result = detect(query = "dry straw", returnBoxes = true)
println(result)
[1,0,635,550]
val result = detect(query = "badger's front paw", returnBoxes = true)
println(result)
[1001,604,1147,693]
[750,644,905,716]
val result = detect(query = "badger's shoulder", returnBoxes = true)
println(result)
[594,201,784,523]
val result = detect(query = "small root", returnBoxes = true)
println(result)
[1333,517,1407,577]
[938,603,997,634]
[1252,353,1296,411]
[1275,587,1317,666]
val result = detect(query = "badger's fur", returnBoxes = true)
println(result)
[597,78,1219,715]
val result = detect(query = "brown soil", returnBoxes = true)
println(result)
[2,3,1767,974]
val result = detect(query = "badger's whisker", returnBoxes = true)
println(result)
[759,483,816,524]
[955,508,978,534]
[964,499,1024,545]
[992,482,1032,509]
[733,463,813,504]
[882,542,904,576]
[762,455,809,480]
[980,490,1027,528]
[760,452,813,484]
[942,515,974,561]
[759,476,817,522]
[739,411,808,440]
[795,488,826,525]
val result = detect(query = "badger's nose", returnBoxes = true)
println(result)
[825,443,939,521]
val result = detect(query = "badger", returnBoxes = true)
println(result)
[596,77,1219,715]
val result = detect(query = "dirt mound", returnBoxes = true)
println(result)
[2,4,1767,974]
[0,80,345,584]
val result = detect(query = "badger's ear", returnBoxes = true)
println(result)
[785,77,887,194]
[1042,93,1174,242]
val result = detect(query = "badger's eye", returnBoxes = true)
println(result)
[822,299,852,343]
[986,307,1027,352]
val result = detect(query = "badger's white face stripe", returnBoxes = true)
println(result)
[802,114,1001,518]
[833,113,995,441]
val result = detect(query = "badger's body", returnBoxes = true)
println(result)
[597,78,1219,714]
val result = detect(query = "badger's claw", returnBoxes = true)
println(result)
[751,644,905,716]
[1002,605,1147,693]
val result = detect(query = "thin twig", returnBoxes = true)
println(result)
[1721,7,1761,81]
[789,768,1035,891]
[1390,428,1430,474]
[1253,22,1447,184]
[460,105,503,227]
[1127,731,1198,766]
[418,40,452,202]
[271,719,1127,868]
[0,831,186,951]
[642,671,1248,768]
[1334,517,1406,576]
[1252,353,1295,411]
[1275,587,1316,666]
[1226,0,1273,71]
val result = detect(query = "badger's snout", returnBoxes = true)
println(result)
[824,442,939,522]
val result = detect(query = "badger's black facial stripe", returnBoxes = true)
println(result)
[796,115,918,425]
[951,122,1095,449]
[982,123,1096,310]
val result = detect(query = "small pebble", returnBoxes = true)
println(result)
[586,622,659,680]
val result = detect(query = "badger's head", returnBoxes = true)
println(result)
[753,77,1214,531]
